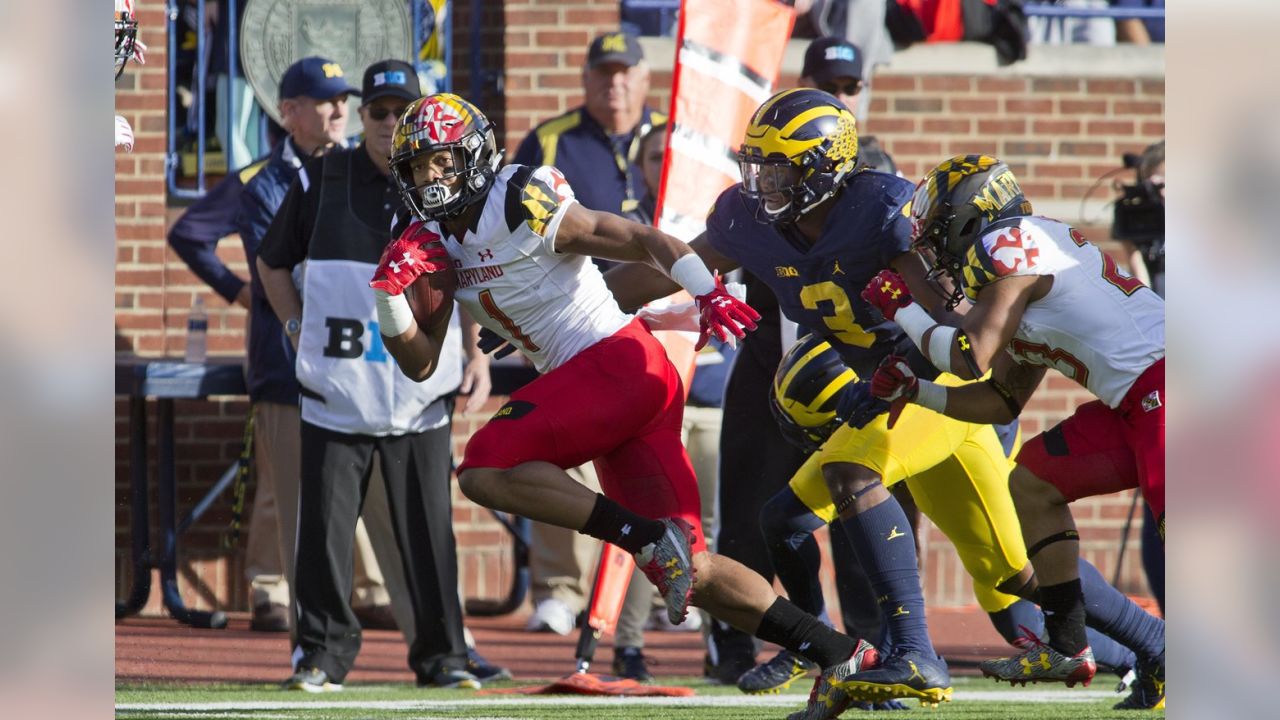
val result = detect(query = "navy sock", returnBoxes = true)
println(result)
[990,598,1135,672]
[760,489,829,618]
[755,597,856,669]
[579,493,664,554]
[839,496,933,655]
[1079,557,1164,664]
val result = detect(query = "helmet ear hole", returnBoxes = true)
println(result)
[959,217,979,239]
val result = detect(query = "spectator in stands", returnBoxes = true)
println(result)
[1028,0,1117,45]
[510,31,666,642]
[258,59,502,692]
[167,56,410,635]
[1113,0,1165,44]
[208,1,263,169]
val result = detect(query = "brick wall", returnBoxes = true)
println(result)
[115,0,1162,615]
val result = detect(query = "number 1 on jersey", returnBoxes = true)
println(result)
[479,289,540,352]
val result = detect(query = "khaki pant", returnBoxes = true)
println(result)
[247,402,415,642]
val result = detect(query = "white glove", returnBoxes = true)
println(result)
[115,115,134,152]
[636,300,700,333]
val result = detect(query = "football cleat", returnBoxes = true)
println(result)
[1114,652,1164,710]
[785,638,879,720]
[283,666,343,693]
[634,517,697,625]
[738,649,817,694]
[979,635,1097,688]
[836,649,953,708]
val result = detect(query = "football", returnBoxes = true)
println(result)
[405,261,458,331]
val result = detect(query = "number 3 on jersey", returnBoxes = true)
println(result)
[478,289,540,351]
[799,281,875,348]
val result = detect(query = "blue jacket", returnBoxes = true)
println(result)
[235,137,311,405]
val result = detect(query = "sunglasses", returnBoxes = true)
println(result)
[366,104,410,122]
[818,79,863,96]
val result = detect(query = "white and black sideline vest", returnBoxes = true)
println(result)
[294,150,462,436]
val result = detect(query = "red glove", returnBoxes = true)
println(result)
[369,223,450,295]
[870,354,919,429]
[693,273,761,351]
[861,269,913,321]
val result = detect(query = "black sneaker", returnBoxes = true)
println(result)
[417,668,482,689]
[1114,652,1165,710]
[283,666,342,693]
[738,649,817,694]
[612,646,654,682]
[467,648,512,682]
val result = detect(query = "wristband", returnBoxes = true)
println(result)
[374,289,415,337]
[669,253,717,297]
[894,302,934,350]
[926,325,958,374]
[915,380,947,413]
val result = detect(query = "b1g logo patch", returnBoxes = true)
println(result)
[492,400,537,420]
[1141,390,1162,413]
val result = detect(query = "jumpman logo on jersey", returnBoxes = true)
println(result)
[387,251,415,273]
[892,605,910,617]
[833,260,845,276]
[886,526,906,541]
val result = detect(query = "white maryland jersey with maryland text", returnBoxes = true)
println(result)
[419,164,631,373]
[960,215,1165,407]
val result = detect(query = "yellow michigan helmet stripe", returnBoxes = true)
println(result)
[774,338,857,427]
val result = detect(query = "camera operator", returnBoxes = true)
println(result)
[1114,140,1165,297]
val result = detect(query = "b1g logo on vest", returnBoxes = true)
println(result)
[322,317,390,363]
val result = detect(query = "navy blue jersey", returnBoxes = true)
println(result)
[707,170,921,379]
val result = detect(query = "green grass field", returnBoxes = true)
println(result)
[116,676,1164,720]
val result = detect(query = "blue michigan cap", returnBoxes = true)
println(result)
[279,56,361,100]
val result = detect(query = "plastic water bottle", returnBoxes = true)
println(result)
[185,296,208,363]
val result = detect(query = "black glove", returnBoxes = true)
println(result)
[837,380,889,430]
[477,327,518,359]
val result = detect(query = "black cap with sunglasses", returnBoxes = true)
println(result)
[361,59,421,107]
[802,37,864,90]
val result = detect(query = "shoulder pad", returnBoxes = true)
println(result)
[504,165,575,237]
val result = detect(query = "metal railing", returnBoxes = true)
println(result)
[167,0,437,200]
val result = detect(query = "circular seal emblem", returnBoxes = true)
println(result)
[241,0,413,138]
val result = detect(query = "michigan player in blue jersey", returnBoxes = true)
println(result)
[606,89,1163,717]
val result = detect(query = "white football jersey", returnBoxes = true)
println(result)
[961,215,1165,408]
[418,164,631,373]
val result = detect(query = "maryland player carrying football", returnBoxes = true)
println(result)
[861,156,1166,708]
[369,93,888,711]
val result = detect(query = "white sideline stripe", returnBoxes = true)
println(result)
[118,688,1116,712]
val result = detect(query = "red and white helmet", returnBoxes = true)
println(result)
[115,0,139,79]
[390,93,500,221]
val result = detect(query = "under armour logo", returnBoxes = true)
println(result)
[712,296,733,308]
[478,248,494,261]
[958,334,971,351]
[799,642,811,651]
[882,281,901,299]
[387,252,415,273]
[1021,653,1052,673]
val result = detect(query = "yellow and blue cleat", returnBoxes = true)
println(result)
[834,649,953,708]
[738,649,817,694]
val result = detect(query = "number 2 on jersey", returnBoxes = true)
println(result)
[478,289,540,352]
[799,281,875,348]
